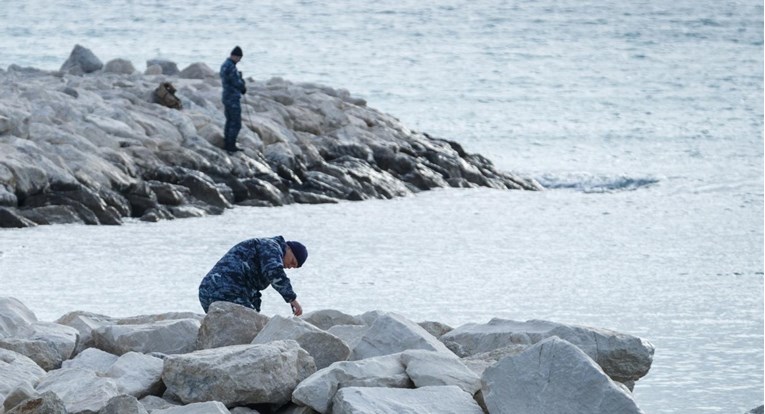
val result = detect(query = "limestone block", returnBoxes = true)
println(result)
[35,367,120,413]
[0,348,46,398]
[196,302,269,350]
[105,352,164,398]
[93,319,200,356]
[349,312,453,360]
[162,341,315,407]
[252,315,350,370]
[401,350,481,395]
[481,337,644,414]
[331,385,483,414]
[100,394,149,414]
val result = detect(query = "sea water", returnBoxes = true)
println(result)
[0,1,762,412]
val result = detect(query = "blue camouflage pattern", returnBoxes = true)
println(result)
[198,236,297,313]
[220,57,246,148]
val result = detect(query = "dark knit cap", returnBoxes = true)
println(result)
[231,46,243,57]
[286,241,308,267]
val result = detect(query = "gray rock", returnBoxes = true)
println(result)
[180,63,216,79]
[272,404,312,414]
[93,319,200,355]
[35,367,120,413]
[418,321,453,338]
[105,352,164,398]
[139,395,179,412]
[55,310,115,355]
[349,312,454,360]
[401,350,481,395]
[0,298,37,337]
[326,324,369,350]
[481,337,644,414]
[331,385,483,414]
[60,44,103,75]
[100,394,149,414]
[61,347,118,374]
[196,302,270,350]
[5,391,66,414]
[2,382,37,412]
[153,401,231,414]
[302,310,362,331]
[0,322,80,370]
[291,353,410,413]
[145,64,162,75]
[252,315,350,370]
[460,343,529,376]
[162,340,316,407]
[104,58,137,75]
[0,348,46,398]
[146,59,179,76]
[0,208,37,228]
[230,407,263,414]
[748,406,764,414]
[441,318,654,383]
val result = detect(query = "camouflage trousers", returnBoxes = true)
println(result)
[198,280,261,313]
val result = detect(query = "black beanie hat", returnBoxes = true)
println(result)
[231,46,243,57]
[286,241,308,267]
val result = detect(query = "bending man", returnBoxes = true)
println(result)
[199,236,307,316]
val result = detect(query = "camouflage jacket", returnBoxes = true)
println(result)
[201,236,297,303]
[220,57,245,105]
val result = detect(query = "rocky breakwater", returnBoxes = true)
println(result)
[0,297,656,413]
[0,45,541,228]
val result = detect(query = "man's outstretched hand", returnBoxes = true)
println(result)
[290,299,303,316]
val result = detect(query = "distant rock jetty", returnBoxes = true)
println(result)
[0,297,654,413]
[0,45,542,228]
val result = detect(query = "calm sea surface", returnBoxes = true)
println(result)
[0,1,763,412]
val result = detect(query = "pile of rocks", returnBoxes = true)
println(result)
[0,45,542,228]
[0,296,655,413]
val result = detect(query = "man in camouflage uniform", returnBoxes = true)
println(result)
[220,46,247,153]
[199,236,308,316]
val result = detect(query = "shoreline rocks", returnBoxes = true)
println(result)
[0,44,542,229]
[0,297,655,413]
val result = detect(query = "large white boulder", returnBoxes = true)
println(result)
[350,312,453,360]
[196,302,270,350]
[35,367,120,413]
[401,350,480,395]
[331,385,483,414]
[302,309,363,331]
[0,348,46,399]
[481,337,644,414]
[55,311,115,355]
[153,401,231,414]
[0,297,37,337]
[105,351,164,398]
[441,318,654,383]
[327,324,369,350]
[93,318,200,355]
[0,322,79,370]
[61,347,118,374]
[252,315,350,369]
[162,340,316,407]
[291,353,410,413]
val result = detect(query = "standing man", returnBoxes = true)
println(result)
[220,46,246,153]
[198,236,308,316]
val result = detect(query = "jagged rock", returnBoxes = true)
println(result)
[418,320,453,338]
[331,385,483,414]
[60,44,103,75]
[441,318,654,383]
[139,395,179,412]
[2,382,37,412]
[55,310,115,354]
[460,344,529,376]
[0,297,37,337]
[100,394,149,414]
[0,322,79,370]
[93,319,200,355]
[302,309,362,331]
[748,406,764,414]
[5,391,66,414]
[349,312,454,360]
[146,59,180,76]
[327,324,369,350]
[61,347,118,374]
[153,401,231,414]
[196,301,270,350]
[145,64,162,75]
[180,63,216,79]
[291,353,410,413]
[252,315,350,370]
[35,367,120,413]
[105,352,164,398]
[0,208,37,228]
[162,340,316,407]
[18,205,83,225]
[401,350,481,395]
[0,349,46,398]
[482,337,644,414]
[104,58,137,75]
